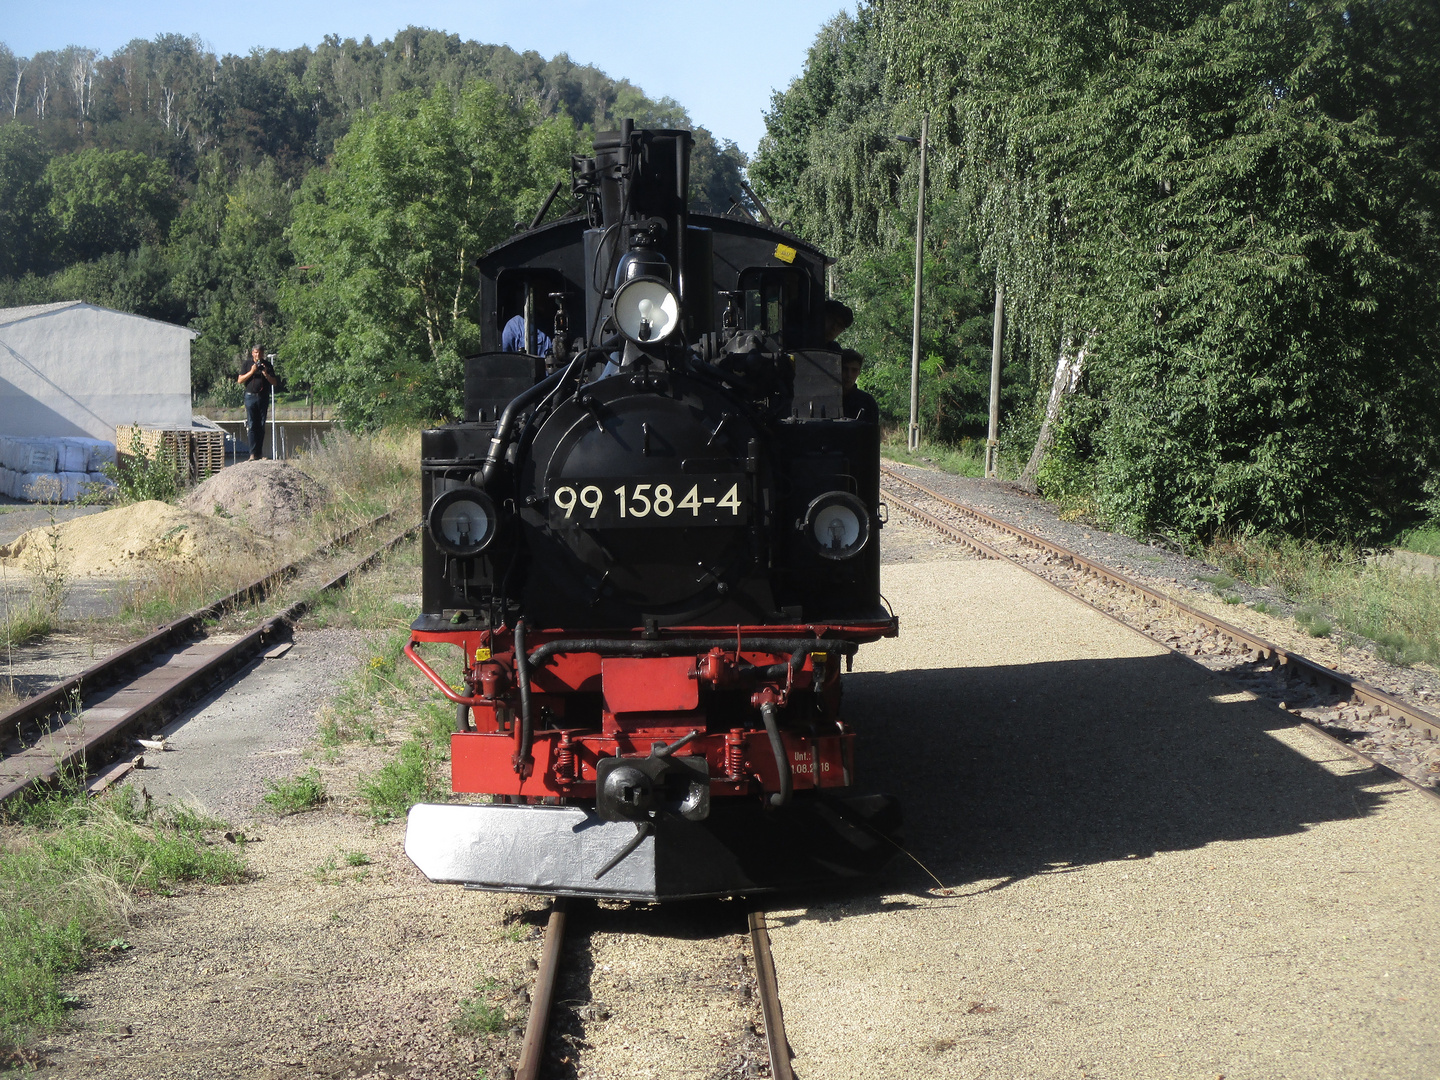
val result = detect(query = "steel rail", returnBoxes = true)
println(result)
[0,521,419,802]
[882,466,1440,743]
[748,909,794,1080]
[516,898,568,1080]
[0,507,404,745]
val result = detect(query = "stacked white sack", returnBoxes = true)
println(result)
[4,439,58,474]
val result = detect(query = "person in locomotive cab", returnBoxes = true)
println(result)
[841,348,880,423]
[501,293,554,357]
[236,345,279,460]
[822,298,854,347]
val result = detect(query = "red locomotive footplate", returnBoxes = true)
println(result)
[451,728,854,798]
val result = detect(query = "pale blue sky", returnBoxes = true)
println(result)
[3,0,852,155]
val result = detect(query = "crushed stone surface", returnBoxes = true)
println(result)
[182,460,331,540]
[0,500,270,578]
[769,557,1440,1079]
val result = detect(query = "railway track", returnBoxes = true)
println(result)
[0,510,419,802]
[880,464,1440,799]
[515,899,793,1080]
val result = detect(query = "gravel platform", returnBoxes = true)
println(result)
[768,558,1439,1079]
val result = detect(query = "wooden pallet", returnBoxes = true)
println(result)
[115,425,224,482]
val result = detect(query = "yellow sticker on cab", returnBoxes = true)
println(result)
[475,647,491,662]
[774,243,798,264]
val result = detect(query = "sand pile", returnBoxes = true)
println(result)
[181,460,331,539]
[0,500,270,577]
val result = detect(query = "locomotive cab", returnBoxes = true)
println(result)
[404,122,899,901]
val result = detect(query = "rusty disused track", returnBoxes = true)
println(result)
[0,514,418,802]
[881,466,1440,799]
[515,901,793,1080]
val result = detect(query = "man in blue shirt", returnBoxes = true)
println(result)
[501,314,553,356]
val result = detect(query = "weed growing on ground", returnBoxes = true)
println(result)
[357,739,446,823]
[0,781,243,1054]
[294,428,420,544]
[1196,572,1237,591]
[1210,533,1440,665]
[881,433,988,478]
[303,539,421,634]
[103,430,186,504]
[1250,600,1276,615]
[453,979,507,1036]
[117,556,276,635]
[1294,607,1333,638]
[1397,527,1440,558]
[2,598,53,651]
[260,770,328,815]
[1221,593,1243,605]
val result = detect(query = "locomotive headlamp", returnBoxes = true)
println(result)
[613,277,680,344]
[801,491,871,560]
[427,486,498,557]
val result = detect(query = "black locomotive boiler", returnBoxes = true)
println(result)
[403,123,899,901]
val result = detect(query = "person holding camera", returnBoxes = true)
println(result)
[237,345,279,461]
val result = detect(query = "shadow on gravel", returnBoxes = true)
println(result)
[829,650,1392,900]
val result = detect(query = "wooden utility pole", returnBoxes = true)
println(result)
[985,281,1004,477]
[907,114,929,452]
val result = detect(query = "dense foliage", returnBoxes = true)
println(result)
[0,28,749,404]
[283,84,577,425]
[755,1,1440,542]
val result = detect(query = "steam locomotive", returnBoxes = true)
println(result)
[403,123,899,901]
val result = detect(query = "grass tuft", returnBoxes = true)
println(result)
[1294,607,1333,638]
[1,783,243,1054]
[453,979,507,1036]
[1196,572,1237,590]
[357,740,446,823]
[259,770,328,815]
[880,433,987,477]
[1397,527,1440,558]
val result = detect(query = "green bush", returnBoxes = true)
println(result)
[103,430,185,504]
[207,374,245,409]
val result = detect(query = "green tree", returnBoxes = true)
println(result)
[751,6,1006,438]
[282,82,578,426]
[169,155,294,393]
[44,148,176,261]
[0,122,51,277]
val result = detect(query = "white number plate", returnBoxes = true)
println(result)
[548,476,748,528]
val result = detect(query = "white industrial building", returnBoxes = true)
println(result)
[0,301,195,440]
